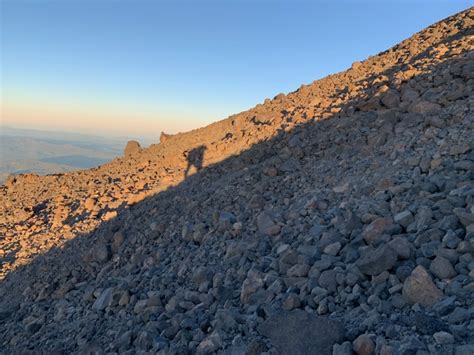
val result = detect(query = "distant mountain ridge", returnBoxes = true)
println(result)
[0,128,153,183]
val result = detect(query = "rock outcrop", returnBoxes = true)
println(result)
[124,140,141,157]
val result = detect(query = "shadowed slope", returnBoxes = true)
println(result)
[1,8,472,280]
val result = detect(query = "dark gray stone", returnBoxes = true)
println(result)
[319,270,338,292]
[259,310,345,355]
[397,336,426,355]
[257,211,281,235]
[356,245,398,276]
[455,344,474,355]
[433,296,456,316]
[332,341,353,355]
[389,236,412,259]
[430,256,457,279]
[394,211,414,228]
[447,307,470,324]
[92,287,114,311]
[401,312,448,335]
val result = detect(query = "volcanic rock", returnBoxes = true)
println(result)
[356,245,398,276]
[402,266,443,306]
[259,310,345,355]
[0,8,473,353]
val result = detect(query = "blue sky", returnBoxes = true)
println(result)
[1,0,471,137]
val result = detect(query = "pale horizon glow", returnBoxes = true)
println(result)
[2,100,212,139]
[1,1,471,139]
[1,90,221,139]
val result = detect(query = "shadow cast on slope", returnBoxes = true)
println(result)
[0,39,471,352]
[184,145,207,179]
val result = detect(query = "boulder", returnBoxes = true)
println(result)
[408,100,441,114]
[402,266,443,306]
[430,256,456,279]
[393,211,414,228]
[356,245,398,276]
[362,217,399,244]
[353,334,375,355]
[92,288,114,311]
[124,140,141,157]
[257,211,281,235]
[381,89,400,109]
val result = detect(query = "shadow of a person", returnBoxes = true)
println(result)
[184,145,207,178]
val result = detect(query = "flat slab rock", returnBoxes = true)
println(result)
[258,310,345,355]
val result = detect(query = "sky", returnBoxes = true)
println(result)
[1,0,471,139]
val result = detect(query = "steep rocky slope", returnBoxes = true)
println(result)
[0,8,473,354]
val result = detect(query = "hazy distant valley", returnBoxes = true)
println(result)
[0,127,150,184]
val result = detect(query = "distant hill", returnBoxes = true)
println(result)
[0,128,148,183]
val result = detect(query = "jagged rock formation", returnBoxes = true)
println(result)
[0,8,473,354]
[160,131,173,143]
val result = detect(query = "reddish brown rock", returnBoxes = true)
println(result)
[362,217,397,244]
[124,140,141,157]
[402,266,443,306]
